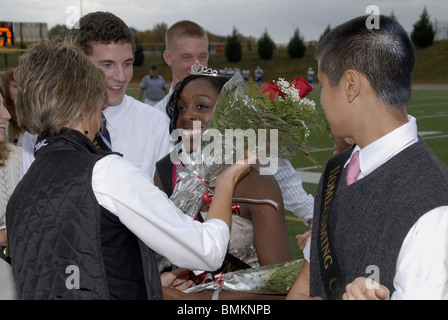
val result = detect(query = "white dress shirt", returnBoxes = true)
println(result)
[92,153,230,271]
[19,131,35,179]
[153,86,173,114]
[304,115,448,299]
[102,94,173,177]
[275,158,314,225]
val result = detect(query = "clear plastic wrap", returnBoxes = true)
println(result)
[183,259,304,295]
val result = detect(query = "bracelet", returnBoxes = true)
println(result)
[212,288,222,300]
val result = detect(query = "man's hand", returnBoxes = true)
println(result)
[295,230,311,251]
[343,277,390,300]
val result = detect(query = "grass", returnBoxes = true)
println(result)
[413,40,448,83]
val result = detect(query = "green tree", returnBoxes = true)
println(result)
[152,22,168,43]
[287,27,306,59]
[48,24,69,40]
[258,29,276,60]
[319,24,331,43]
[411,7,435,48]
[225,27,242,63]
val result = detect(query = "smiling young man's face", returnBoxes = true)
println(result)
[163,36,209,88]
[89,42,134,107]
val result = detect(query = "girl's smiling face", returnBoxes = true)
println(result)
[175,78,220,152]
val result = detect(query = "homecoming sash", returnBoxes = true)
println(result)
[318,146,353,300]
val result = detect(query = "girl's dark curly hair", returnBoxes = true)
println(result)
[166,74,231,134]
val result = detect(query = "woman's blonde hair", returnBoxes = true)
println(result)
[14,39,107,135]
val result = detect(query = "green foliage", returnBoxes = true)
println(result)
[225,27,242,63]
[260,259,304,293]
[257,30,276,60]
[210,76,326,162]
[411,7,435,48]
[287,28,306,59]
[48,24,69,40]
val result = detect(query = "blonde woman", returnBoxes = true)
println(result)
[6,40,253,300]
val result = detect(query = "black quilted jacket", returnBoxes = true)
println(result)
[6,128,163,299]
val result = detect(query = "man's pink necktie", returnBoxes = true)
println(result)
[346,150,360,186]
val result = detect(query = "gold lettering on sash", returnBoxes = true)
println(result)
[329,277,343,300]
[320,165,340,270]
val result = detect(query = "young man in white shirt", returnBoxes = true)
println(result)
[153,20,210,114]
[21,12,172,178]
[287,14,448,300]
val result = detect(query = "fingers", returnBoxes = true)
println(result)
[160,268,193,289]
[343,281,366,300]
[245,151,258,165]
[343,277,390,300]
[172,279,194,291]
[295,230,311,250]
[374,286,390,300]
[160,272,176,287]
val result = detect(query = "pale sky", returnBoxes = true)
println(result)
[1,0,447,44]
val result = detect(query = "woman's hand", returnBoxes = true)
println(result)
[207,154,257,227]
[161,268,193,291]
[215,153,257,188]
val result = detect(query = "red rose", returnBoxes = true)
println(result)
[259,81,286,101]
[259,76,313,101]
[290,76,313,98]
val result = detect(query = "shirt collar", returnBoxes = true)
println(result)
[102,94,130,131]
[344,115,418,178]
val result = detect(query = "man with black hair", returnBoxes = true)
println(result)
[287,15,448,300]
